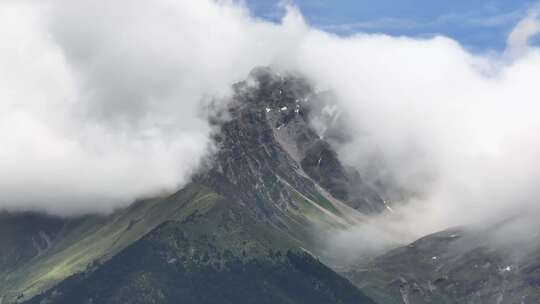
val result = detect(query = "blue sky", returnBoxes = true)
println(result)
[246,0,540,51]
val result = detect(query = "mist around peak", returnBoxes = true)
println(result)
[2,1,540,259]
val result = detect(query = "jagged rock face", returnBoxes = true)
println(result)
[198,67,385,221]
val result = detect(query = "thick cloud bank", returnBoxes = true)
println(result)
[2,0,540,248]
[0,0,281,214]
[308,12,540,251]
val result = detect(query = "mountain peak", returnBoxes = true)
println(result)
[230,67,313,123]
[197,68,386,228]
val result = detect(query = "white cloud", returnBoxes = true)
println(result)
[506,10,540,57]
[0,2,211,214]
[0,0,306,214]
[292,16,540,255]
[2,0,540,255]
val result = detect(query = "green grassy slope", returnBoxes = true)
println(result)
[0,212,66,276]
[1,183,358,304]
[26,195,375,304]
[0,185,220,303]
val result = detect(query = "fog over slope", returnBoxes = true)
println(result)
[2,0,540,248]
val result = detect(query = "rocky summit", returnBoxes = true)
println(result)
[198,67,386,220]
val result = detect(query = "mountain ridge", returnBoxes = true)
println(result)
[1,67,383,304]
[3,67,540,304]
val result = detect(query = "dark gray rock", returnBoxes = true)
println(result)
[196,67,385,221]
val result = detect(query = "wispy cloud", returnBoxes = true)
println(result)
[318,10,526,35]
[321,17,423,32]
[505,10,540,57]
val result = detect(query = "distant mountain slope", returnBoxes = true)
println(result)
[26,189,376,304]
[346,219,540,304]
